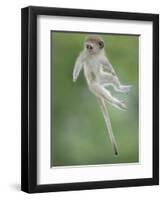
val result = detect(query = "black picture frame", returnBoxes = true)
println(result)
[21,6,159,193]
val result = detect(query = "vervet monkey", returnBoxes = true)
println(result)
[73,35,131,155]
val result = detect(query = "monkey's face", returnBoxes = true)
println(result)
[85,36,104,55]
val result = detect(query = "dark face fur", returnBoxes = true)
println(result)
[85,36,104,55]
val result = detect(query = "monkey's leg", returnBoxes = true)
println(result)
[97,97,118,155]
[89,83,127,111]
[99,74,132,93]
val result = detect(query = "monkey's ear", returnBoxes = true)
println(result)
[99,40,104,49]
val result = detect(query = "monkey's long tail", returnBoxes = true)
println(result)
[97,97,118,155]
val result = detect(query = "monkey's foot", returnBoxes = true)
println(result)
[119,85,132,94]
[113,100,127,111]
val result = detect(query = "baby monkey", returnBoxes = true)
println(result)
[73,35,131,155]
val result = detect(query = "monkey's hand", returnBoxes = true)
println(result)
[73,74,78,82]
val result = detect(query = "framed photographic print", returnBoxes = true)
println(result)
[21,6,159,193]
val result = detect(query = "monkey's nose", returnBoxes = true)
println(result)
[86,44,93,50]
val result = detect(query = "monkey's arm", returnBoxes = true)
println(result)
[73,51,85,82]
[99,55,132,93]
[99,55,118,78]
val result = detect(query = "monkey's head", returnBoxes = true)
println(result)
[85,35,104,55]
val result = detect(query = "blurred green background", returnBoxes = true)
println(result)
[51,31,139,167]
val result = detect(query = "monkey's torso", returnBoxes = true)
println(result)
[83,53,113,87]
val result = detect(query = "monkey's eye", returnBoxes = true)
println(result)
[99,41,104,49]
